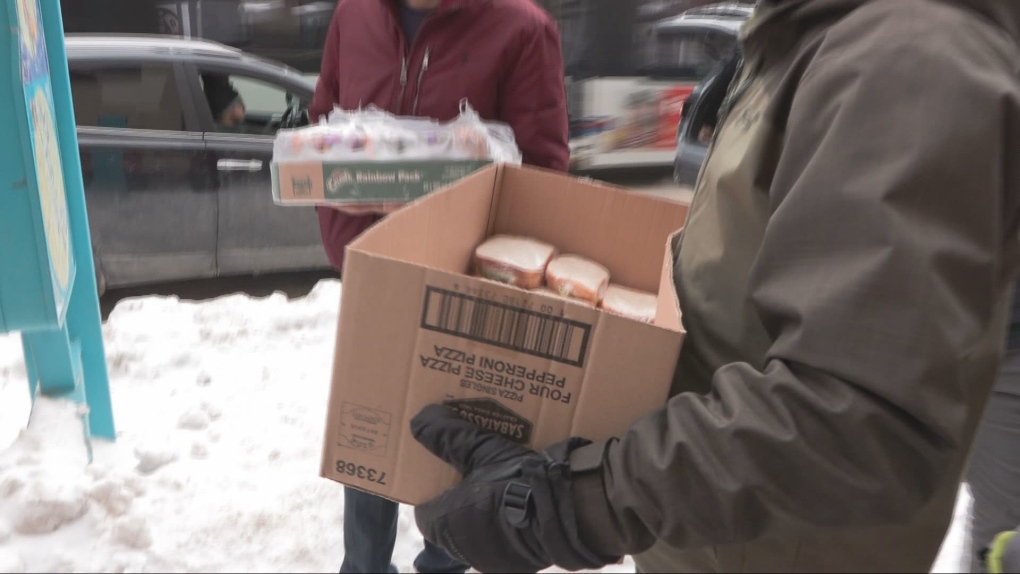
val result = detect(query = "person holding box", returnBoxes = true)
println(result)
[308,0,569,572]
[409,1,1020,572]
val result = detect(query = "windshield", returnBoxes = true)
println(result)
[642,27,737,79]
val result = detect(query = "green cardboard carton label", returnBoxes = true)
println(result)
[273,160,491,205]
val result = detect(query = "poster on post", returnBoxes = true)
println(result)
[15,0,74,321]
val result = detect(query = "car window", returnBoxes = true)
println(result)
[198,72,298,135]
[238,1,333,52]
[685,52,741,145]
[70,65,185,131]
[644,29,735,80]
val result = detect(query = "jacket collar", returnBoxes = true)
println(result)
[747,0,1020,42]
[382,0,475,12]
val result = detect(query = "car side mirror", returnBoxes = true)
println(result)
[294,100,310,128]
[281,93,310,128]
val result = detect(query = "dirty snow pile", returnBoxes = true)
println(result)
[0,279,966,572]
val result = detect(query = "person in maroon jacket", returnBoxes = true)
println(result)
[310,0,568,572]
[311,0,569,272]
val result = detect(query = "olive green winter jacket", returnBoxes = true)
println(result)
[570,1,1020,571]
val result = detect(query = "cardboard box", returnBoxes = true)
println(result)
[271,160,491,205]
[320,164,689,505]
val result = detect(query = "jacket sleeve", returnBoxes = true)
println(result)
[309,2,381,271]
[497,15,570,172]
[1006,280,1020,350]
[309,2,341,123]
[703,52,740,128]
[570,16,1019,554]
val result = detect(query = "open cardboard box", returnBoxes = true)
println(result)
[320,164,690,504]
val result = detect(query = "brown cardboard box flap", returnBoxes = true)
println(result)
[656,230,686,330]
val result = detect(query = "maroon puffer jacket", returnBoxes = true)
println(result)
[310,0,570,270]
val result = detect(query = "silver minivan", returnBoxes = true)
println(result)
[67,34,328,293]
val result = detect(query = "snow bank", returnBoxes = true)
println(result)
[0,280,963,572]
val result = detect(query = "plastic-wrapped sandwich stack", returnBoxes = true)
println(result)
[274,100,522,165]
[473,235,556,290]
[546,254,610,306]
[270,100,522,206]
[472,235,658,323]
[600,284,658,324]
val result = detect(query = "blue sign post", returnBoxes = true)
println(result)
[1,0,114,448]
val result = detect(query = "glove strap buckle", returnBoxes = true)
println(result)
[502,481,533,528]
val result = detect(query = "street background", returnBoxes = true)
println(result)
[98,169,692,319]
[0,261,969,574]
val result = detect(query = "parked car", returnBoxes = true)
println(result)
[65,34,328,293]
[672,5,749,186]
[679,2,755,19]
[62,0,333,74]
[673,48,741,186]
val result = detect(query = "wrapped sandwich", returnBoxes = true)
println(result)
[545,254,611,305]
[473,235,556,289]
[599,284,658,324]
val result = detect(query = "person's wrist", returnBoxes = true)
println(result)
[568,439,631,558]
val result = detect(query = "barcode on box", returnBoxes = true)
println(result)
[420,287,591,367]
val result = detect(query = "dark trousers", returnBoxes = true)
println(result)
[967,349,1020,572]
[340,487,467,574]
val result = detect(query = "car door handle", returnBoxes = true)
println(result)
[217,159,264,172]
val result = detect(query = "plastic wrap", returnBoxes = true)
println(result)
[473,235,556,289]
[599,284,658,324]
[530,286,595,307]
[273,100,522,165]
[545,254,611,305]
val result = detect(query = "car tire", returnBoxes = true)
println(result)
[93,250,107,297]
[96,267,107,297]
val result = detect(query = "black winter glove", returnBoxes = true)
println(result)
[410,404,619,574]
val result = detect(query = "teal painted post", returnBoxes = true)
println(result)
[0,0,114,443]
[35,0,116,440]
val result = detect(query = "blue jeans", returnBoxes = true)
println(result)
[339,487,467,574]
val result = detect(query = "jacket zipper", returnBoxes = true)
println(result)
[389,1,459,114]
[714,56,754,131]
[694,55,757,184]
[678,55,758,254]
[396,57,409,112]
[388,2,436,115]
[411,47,431,115]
